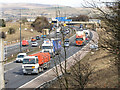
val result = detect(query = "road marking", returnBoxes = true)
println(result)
[5,60,15,66]
[4,67,16,73]
[4,65,21,73]
[15,75,18,77]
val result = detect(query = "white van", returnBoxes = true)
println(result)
[16,53,27,63]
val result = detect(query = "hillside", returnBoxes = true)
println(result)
[1,3,52,10]
[0,3,98,20]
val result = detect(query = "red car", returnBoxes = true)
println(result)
[31,37,36,42]
[22,40,29,46]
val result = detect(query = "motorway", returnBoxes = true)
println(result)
[5,26,70,58]
[5,31,56,58]
[4,27,92,88]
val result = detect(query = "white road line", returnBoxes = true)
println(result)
[4,67,16,73]
[5,60,15,66]
[15,75,18,77]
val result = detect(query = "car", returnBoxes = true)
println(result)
[31,42,38,47]
[22,40,29,46]
[31,37,36,42]
[16,53,27,63]
[64,38,69,47]
[36,35,40,40]
[41,35,47,38]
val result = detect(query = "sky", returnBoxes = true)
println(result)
[0,0,114,7]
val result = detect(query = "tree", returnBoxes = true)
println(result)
[0,32,6,39]
[85,0,120,87]
[31,16,51,33]
[50,25,94,89]
[8,28,16,34]
[69,15,89,21]
[0,19,6,27]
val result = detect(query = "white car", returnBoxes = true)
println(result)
[16,53,27,63]
[31,42,38,47]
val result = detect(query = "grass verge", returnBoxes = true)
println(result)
[49,47,117,88]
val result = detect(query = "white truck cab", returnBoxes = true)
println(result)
[16,53,27,63]
[22,56,40,74]
[42,39,54,56]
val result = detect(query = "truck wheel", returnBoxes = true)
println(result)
[38,68,40,73]
[23,73,26,75]
[41,67,44,72]
[49,63,51,68]
[39,67,43,72]
[47,63,50,68]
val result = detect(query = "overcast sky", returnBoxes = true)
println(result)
[0,0,114,7]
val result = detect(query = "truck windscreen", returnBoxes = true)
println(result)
[42,46,52,49]
[18,55,24,58]
[52,21,57,23]
[23,58,36,64]
[76,38,83,41]
[65,41,69,43]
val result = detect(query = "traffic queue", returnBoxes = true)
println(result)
[16,25,91,75]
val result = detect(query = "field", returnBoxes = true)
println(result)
[2,22,40,43]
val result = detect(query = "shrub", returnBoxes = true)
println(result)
[0,19,6,27]
[0,32,6,39]
[8,28,16,34]
[31,16,52,32]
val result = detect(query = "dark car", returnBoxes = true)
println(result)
[36,36,40,40]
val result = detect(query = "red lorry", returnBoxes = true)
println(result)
[22,52,51,74]
[76,31,86,46]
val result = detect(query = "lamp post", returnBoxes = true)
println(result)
[0,28,5,89]
[20,21,22,52]
[19,9,22,52]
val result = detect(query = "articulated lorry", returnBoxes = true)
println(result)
[42,38,61,56]
[75,31,86,46]
[22,52,50,74]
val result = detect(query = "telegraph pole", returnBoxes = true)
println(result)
[0,28,5,89]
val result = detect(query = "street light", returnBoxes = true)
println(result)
[19,9,22,52]
[20,21,22,52]
[0,28,5,89]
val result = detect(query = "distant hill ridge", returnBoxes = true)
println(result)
[1,3,66,10]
